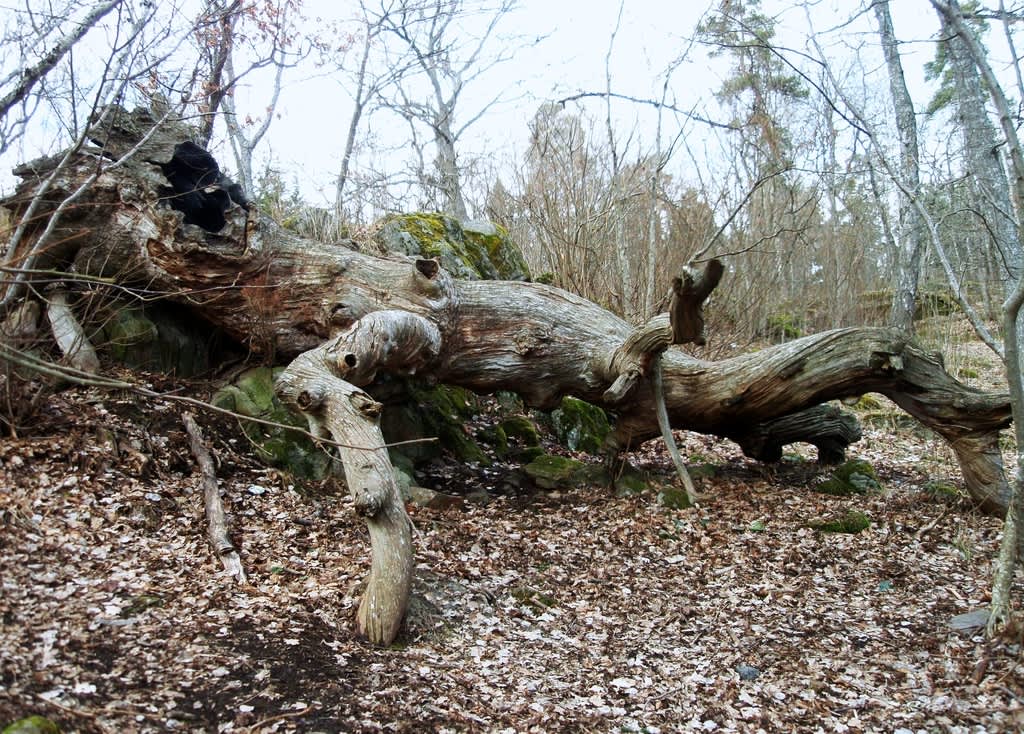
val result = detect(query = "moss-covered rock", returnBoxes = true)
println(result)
[614,466,650,497]
[381,383,489,466]
[212,367,332,480]
[463,220,531,281]
[100,301,219,376]
[2,717,61,734]
[373,212,530,281]
[657,485,693,510]
[811,510,871,534]
[550,397,610,454]
[923,479,962,500]
[814,458,881,496]
[523,454,586,489]
[475,424,509,457]
[500,415,541,447]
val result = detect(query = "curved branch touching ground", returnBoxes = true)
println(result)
[608,330,1011,514]
[273,310,442,645]
[275,350,413,645]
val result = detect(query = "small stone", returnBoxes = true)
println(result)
[949,608,990,633]
[736,664,760,681]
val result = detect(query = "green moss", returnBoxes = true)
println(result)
[550,396,610,454]
[211,367,331,480]
[523,454,585,489]
[853,394,883,411]
[476,424,509,457]
[614,467,650,497]
[924,479,962,500]
[381,383,490,466]
[500,416,541,447]
[463,221,531,280]
[657,485,693,510]
[100,302,215,376]
[811,510,871,534]
[103,307,158,360]
[409,383,477,421]
[833,459,878,482]
[2,717,61,734]
[815,459,881,496]
[535,272,555,285]
[437,422,489,465]
[374,213,530,281]
[956,367,979,379]
[510,585,557,610]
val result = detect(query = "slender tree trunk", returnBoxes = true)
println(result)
[930,0,1024,636]
[334,22,374,213]
[874,1,924,334]
[433,115,468,220]
[941,15,1023,287]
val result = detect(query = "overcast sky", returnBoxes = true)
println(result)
[0,1,956,203]
[241,0,948,205]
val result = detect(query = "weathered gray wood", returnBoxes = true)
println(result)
[2,104,1017,642]
[275,346,414,645]
[183,412,247,584]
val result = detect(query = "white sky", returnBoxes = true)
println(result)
[0,0,963,205]
[235,0,947,206]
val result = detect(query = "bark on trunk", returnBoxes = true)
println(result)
[2,105,1015,644]
[875,1,925,333]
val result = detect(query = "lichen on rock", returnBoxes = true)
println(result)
[373,212,530,281]
[551,396,610,454]
[814,458,881,496]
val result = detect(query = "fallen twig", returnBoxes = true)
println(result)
[183,411,247,584]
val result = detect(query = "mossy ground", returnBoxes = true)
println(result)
[814,458,881,496]
[811,510,871,534]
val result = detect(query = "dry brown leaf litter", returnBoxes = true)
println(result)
[0,383,1022,733]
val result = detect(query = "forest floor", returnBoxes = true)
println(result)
[2,334,1024,733]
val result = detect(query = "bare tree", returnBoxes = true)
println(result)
[0,0,121,155]
[929,0,1024,637]
[874,0,925,333]
[374,0,521,219]
[0,0,179,313]
[191,0,307,195]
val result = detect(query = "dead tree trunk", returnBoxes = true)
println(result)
[1,105,1014,644]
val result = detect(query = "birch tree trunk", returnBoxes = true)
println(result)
[874,0,924,334]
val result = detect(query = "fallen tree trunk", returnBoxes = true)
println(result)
[1,105,1014,643]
